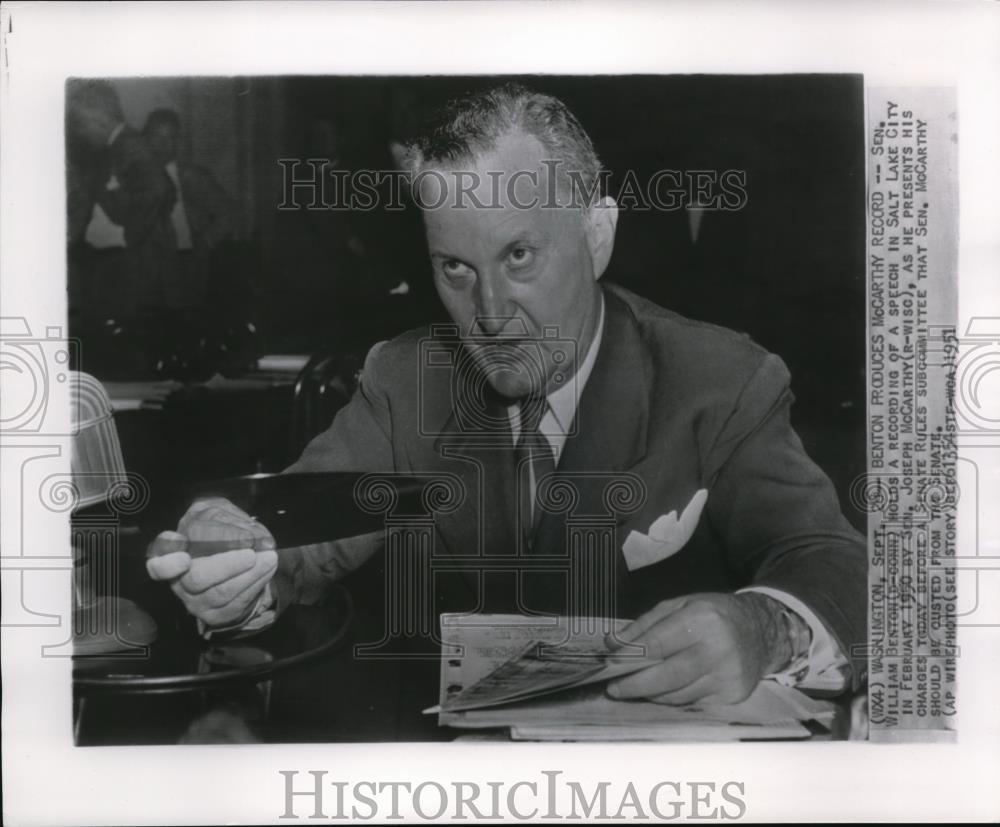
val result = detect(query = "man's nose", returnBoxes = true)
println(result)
[473,273,516,336]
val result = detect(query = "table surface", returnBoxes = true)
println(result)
[103,370,300,411]
[72,545,452,745]
[73,587,353,694]
[72,522,855,745]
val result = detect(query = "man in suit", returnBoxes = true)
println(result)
[142,108,236,317]
[148,84,866,705]
[66,80,177,322]
[66,80,177,378]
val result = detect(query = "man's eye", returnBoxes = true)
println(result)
[507,248,535,268]
[441,260,473,278]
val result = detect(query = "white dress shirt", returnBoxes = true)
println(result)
[164,160,194,251]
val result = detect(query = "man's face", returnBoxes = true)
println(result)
[147,122,180,165]
[70,105,116,150]
[420,132,614,401]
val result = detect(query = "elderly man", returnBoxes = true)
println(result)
[148,84,865,706]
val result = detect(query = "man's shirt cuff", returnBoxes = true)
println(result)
[196,583,277,641]
[738,586,850,692]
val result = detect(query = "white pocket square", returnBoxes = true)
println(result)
[622,488,708,572]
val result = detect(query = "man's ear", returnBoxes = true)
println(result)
[584,196,619,280]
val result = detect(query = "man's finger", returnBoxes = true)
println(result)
[203,551,277,609]
[197,565,276,624]
[183,505,276,552]
[648,674,716,706]
[608,596,688,648]
[146,530,189,559]
[146,551,192,581]
[186,498,256,529]
[245,521,276,551]
[607,644,704,699]
[185,506,256,539]
[613,609,699,662]
[180,497,250,530]
[202,509,275,551]
[178,548,257,594]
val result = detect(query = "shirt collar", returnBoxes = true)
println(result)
[546,293,605,434]
[510,292,605,438]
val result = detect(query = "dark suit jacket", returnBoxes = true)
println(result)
[67,126,176,316]
[282,283,867,688]
[176,163,234,252]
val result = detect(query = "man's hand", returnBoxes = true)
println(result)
[606,592,791,706]
[146,498,278,627]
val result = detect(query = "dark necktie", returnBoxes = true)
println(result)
[515,396,556,547]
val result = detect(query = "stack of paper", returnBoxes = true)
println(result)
[430,614,836,742]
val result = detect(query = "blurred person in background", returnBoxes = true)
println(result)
[66,79,176,377]
[143,108,236,324]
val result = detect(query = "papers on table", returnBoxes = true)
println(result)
[256,354,310,373]
[509,721,814,742]
[101,371,292,411]
[102,380,183,411]
[440,637,659,713]
[434,613,836,742]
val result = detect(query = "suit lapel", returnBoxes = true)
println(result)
[532,288,651,554]
[429,352,519,602]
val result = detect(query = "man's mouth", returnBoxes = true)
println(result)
[470,340,550,385]
[472,339,530,361]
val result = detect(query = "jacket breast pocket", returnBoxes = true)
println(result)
[621,488,708,572]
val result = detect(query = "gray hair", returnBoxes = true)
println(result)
[398,83,603,207]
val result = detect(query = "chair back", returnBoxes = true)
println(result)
[289,350,362,459]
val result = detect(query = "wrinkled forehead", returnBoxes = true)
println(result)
[419,186,587,262]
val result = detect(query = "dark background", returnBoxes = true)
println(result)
[68,74,866,529]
